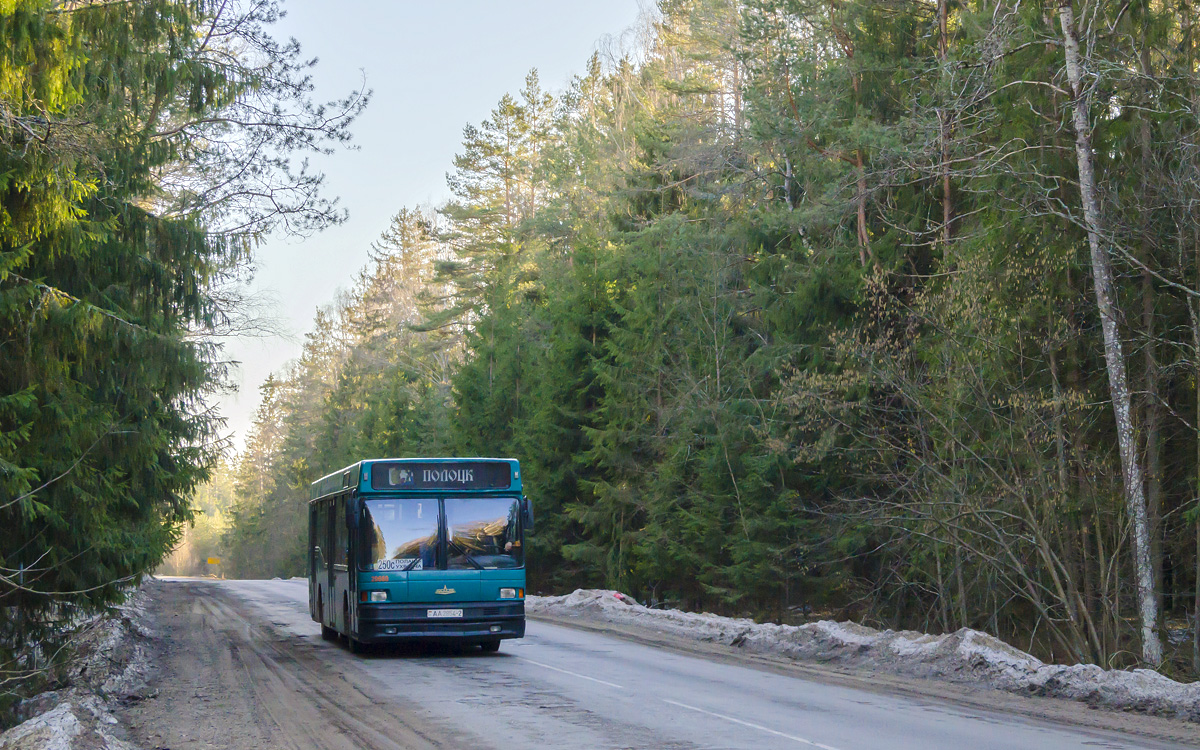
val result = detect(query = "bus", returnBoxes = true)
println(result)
[307,457,532,653]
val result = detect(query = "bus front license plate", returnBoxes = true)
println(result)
[427,608,463,618]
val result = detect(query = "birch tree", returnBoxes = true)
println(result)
[1057,0,1162,666]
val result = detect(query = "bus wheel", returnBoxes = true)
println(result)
[480,640,501,653]
[348,636,366,655]
[320,625,337,641]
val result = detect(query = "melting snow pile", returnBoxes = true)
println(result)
[528,589,1200,722]
[0,591,152,750]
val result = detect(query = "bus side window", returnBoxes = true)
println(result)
[315,502,327,570]
[326,500,334,567]
[312,504,319,566]
[334,495,348,566]
[322,501,332,569]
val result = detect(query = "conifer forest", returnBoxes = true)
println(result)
[9,0,1200,706]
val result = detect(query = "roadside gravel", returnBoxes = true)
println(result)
[116,578,450,750]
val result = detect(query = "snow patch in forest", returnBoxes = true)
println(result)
[0,591,152,750]
[0,703,82,750]
[528,589,1200,722]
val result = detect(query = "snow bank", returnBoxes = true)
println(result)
[0,693,137,750]
[528,589,1200,722]
[0,591,152,750]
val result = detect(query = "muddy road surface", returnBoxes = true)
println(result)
[121,579,1196,750]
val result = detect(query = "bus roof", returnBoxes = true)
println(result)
[310,457,521,500]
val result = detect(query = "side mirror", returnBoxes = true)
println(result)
[522,496,534,533]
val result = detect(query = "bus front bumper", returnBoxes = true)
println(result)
[355,601,525,643]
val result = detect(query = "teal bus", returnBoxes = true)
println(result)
[307,457,532,653]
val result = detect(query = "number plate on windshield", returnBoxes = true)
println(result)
[427,608,463,619]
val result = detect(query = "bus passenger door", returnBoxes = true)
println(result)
[313,500,332,627]
[308,504,316,619]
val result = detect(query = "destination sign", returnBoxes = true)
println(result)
[370,461,511,490]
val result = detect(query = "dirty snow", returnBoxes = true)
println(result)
[528,589,1200,722]
[0,590,152,750]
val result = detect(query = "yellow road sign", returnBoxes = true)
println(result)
[207,557,220,565]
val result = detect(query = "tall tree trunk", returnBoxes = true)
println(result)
[935,546,949,632]
[1136,13,1164,625]
[938,0,952,248]
[733,59,743,135]
[1057,0,1162,665]
[1192,242,1200,676]
[1194,516,1199,674]
[1142,272,1163,617]
[1185,0,1200,678]
[856,151,872,265]
[1190,319,1200,676]
[784,155,795,211]
[954,543,968,629]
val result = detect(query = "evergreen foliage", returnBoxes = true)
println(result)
[0,0,363,713]
[224,0,1200,676]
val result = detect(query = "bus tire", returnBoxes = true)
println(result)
[348,635,366,654]
[320,625,337,641]
[480,640,501,653]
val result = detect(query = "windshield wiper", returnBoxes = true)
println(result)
[448,541,484,570]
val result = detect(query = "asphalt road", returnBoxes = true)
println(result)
[132,579,1196,750]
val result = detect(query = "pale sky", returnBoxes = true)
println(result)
[216,1,645,448]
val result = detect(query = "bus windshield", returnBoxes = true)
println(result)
[361,498,437,571]
[445,496,523,569]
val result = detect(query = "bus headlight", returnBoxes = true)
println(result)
[499,588,522,599]
[368,590,388,602]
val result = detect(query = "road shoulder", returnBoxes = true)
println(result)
[119,579,463,750]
